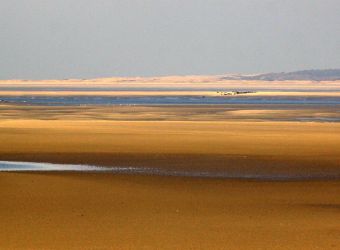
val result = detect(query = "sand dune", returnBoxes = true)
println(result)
[1,78,340,90]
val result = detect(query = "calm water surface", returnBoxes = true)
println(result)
[2,96,340,106]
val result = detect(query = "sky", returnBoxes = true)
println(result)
[1,0,339,79]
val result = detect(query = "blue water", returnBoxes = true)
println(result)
[2,87,338,92]
[2,96,340,106]
[0,161,113,172]
[1,161,340,180]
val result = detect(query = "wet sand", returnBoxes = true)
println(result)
[1,100,340,249]
[1,118,340,174]
[1,104,340,122]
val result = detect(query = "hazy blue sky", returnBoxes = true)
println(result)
[1,0,339,79]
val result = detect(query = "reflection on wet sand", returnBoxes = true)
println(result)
[1,160,340,181]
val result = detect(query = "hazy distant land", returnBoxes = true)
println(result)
[1,68,340,83]
[222,69,340,81]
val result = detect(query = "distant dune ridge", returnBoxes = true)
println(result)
[1,69,340,83]
[225,69,340,81]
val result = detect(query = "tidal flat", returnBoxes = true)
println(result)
[1,79,340,249]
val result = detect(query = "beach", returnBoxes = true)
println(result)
[1,80,340,249]
[1,173,340,249]
[1,105,340,249]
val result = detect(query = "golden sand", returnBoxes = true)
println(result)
[1,102,340,249]
[1,173,340,249]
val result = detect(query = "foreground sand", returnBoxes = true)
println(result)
[1,104,340,249]
[1,173,340,249]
